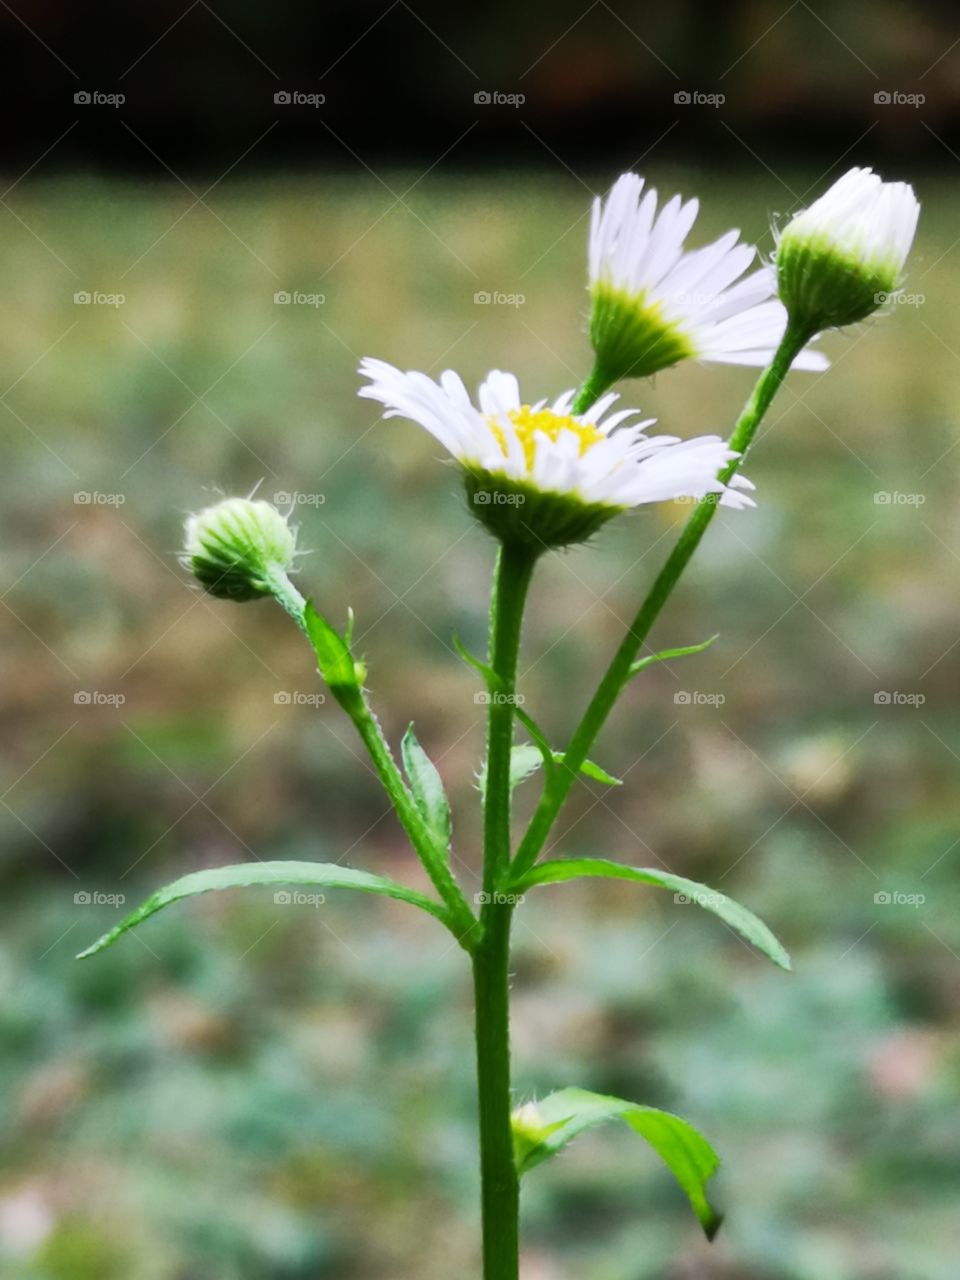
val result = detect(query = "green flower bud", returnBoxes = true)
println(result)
[510,1101,569,1169]
[776,167,919,334]
[183,497,299,604]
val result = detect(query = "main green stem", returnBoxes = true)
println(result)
[513,323,811,879]
[474,541,537,1280]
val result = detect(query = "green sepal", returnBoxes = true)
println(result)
[777,231,898,332]
[77,860,450,959]
[589,282,698,384]
[511,857,791,970]
[402,725,452,852]
[513,1087,722,1239]
[462,469,621,551]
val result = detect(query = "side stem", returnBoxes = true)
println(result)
[335,684,477,941]
[512,324,811,879]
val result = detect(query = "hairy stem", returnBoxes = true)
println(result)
[334,684,477,942]
[570,364,612,416]
[475,540,537,1278]
[473,901,519,1279]
[483,544,538,893]
[512,324,812,880]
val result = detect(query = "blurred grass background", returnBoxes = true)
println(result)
[1,169,960,1279]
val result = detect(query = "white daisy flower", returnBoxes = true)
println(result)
[359,358,754,549]
[777,167,920,332]
[585,172,826,391]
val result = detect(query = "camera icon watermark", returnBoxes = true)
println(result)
[474,90,525,107]
[74,90,125,108]
[74,690,126,707]
[273,490,325,507]
[273,690,326,707]
[674,90,724,107]
[873,890,925,907]
[474,891,525,906]
[674,690,725,706]
[274,290,325,307]
[274,889,326,906]
[473,491,525,506]
[274,89,325,107]
[674,890,727,907]
[874,90,925,107]
[74,491,126,506]
[873,690,925,707]
[474,290,525,308]
[874,291,925,307]
[873,490,925,506]
[74,890,126,906]
[74,290,125,308]
[474,690,526,706]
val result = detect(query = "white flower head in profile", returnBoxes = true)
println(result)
[359,359,754,550]
[776,166,920,332]
[587,172,827,388]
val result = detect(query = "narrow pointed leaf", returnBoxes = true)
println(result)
[452,631,497,689]
[514,1087,722,1239]
[628,634,719,679]
[402,725,452,851]
[305,602,360,688]
[512,857,790,970]
[514,706,555,777]
[555,754,622,786]
[477,744,621,796]
[77,861,448,959]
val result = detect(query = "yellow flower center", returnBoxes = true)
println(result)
[488,406,605,470]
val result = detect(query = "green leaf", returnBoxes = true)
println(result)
[511,857,790,970]
[554,753,622,786]
[77,861,448,959]
[477,743,621,796]
[513,1087,722,1239]
[452,631,498,689]
[628,634,719,679]
[453,643,618,789]
[477,743,544,796]
[305,602,361,689]
[513,706,555,775]
[402,725,452,850]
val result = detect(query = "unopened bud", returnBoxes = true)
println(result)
[183,497,298,603]
[777,167,919,333]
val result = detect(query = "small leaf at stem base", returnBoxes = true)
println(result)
[402,724,453,852]
[305,602,364,689]
[513,1087,723,1239]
